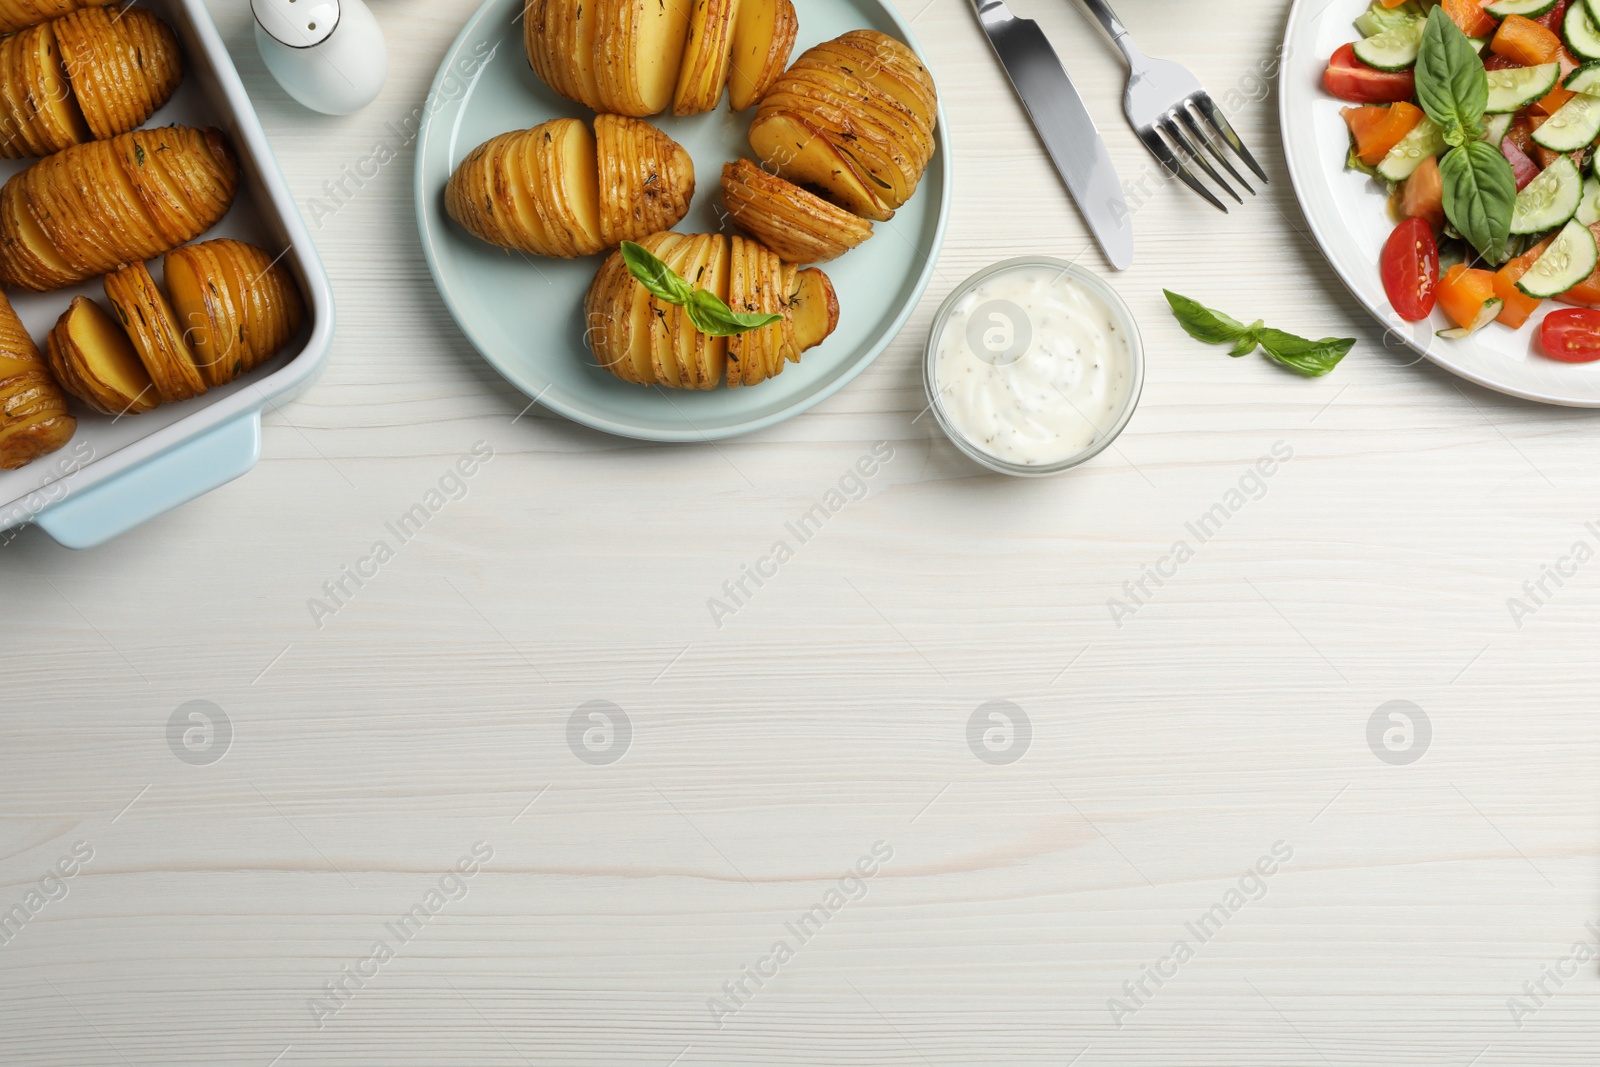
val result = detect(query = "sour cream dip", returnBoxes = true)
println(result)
[926,258,1143,475]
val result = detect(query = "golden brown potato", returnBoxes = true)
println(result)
[749,29,937,222]
[164,239,305,388]
[0,290,74,470]
[727,0,794,111]
[47,295,157,416]
[56,6,184,142]
[583,231,837,389]
[525,0,793,116]
[721,159,872,264]
[526,0,690,116]
[104,260,204,404]
[0,0,114,38]
[0,125,238,291]
[446,115,693,258]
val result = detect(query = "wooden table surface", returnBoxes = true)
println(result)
[1,0,1596,1063]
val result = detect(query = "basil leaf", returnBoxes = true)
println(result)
[619,240,693,304]
[1163,290,1253,344]
[1439,139,1516,264]
[1255,329,1355,377]
[1230,324,1264,357]
[685,289,785,337]
[1414,8,1487,145]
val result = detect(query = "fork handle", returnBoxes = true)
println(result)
[1072,0,1141,66]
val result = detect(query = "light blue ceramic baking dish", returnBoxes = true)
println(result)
[0,0,334,549]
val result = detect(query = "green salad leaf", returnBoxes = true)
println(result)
[1164,291,1354,378]
[1414,7,1487,146]
[618,240,784,337]
[1439,138,1517,265]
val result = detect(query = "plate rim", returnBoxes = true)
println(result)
[414,0,953,441]
[1279,0,1600,408]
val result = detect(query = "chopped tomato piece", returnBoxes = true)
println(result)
[1382,219,1440,321]
[1541,308,1600,361]
[1400,155,1445,230]
[1501,134,1541,190]
[1324,43,1417,103]
[1445,0,1499,37]
[1438,263,1500,330]
[1507,114,1536,153]
[1343,102,1424,164]
[1534,1,1571,34]
[1493,15,1564,65]
[1494,236,1555,328]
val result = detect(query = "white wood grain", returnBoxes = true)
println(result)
[1,0,1597,1064]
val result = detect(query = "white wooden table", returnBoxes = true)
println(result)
[1,1,1596,1063]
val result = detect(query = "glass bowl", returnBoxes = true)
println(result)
[922,256,1145,477]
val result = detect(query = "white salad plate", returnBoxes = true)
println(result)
[1281,0,1600,406]
[415,0,951,441]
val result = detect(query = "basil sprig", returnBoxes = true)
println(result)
[1164,291,1354,377]
[1413,8,1516,263]
[619,240,785,337]
[1415,7,1487,146]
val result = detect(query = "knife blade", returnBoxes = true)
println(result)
[970,0,1133,270]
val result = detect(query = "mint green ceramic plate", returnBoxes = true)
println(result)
[416,0,950,441]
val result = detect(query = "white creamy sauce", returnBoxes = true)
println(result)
[934,265,1134,467]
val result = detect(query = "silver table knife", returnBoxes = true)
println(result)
[970,0,1133,270]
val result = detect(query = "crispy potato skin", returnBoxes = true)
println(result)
[446,116,694,258]
[721,158,872,264]
[0,290,73,470]
[584,231,837,389]
[749,29,938,220]
[0,125,237,291]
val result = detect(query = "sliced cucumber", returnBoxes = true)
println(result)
[1481,112,1514,147]
[1531,93,1600,151]
[1512,156,1583,234]
[1487,0,1560,16]
[1353,19,1427,72]
[1516,220,1600,297]
[1569,2,1600,62]
[1488,63,1561,112]
[1439,299,1505,339]
[1566,61,1600,95]
[1578,175,1600,225]
[1376,116,1446,181]
[1354,0,1423,38]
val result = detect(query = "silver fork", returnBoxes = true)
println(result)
[1075,0,1267,211]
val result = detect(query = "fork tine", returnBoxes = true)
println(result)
[1192,92,1268,184]
[1161,116,1242,204]
[1137,127,1227,213]
[1178,103,1253,195]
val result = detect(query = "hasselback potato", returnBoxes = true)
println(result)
[446,115,693,258]
[0,124,238,291]
[47,238,303,415]
[749,29,938,222]
[720,159,873,264]
[0,7,182,158]
[56,6,183,142]
[0,0,113,37]
[583,231,838,389]
[0,289,74,469]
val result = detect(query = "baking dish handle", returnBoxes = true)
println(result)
[34,411,262,550]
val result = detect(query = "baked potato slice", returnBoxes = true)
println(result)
[0,291,74,470]
[748,110,893,221]
[164,241,244,388]
[727,0,795,111]
[789,266,839,351]
[672,0,740,115]
[721,158,872,264]
[540,118,605,255]
[103,260,205,404]
[48,296,157,416]
[599,0,692,116]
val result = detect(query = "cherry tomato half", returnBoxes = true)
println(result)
[1381,217,1439,322]
[1540,308,1600,362]
[1324,43,1417,103]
